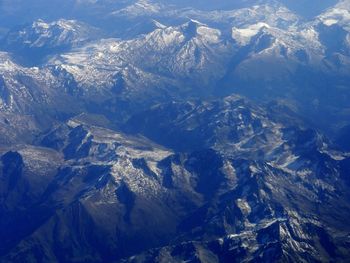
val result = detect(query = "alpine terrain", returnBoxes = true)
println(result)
[0,0,349,262]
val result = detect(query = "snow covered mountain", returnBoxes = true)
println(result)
[50,19,233,98]
[5,19,99,49]
[0,50,87,145]
[1,1,350,262]
[1,19,102,65]
[36,4,350,137]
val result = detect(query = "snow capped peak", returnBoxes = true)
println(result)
[31,19,81,32]
[178,19,221,43]
[318,2,350,30]
[6,18,100,49]
[183,19,207,28]
[0,52,19,72]
[56,19,80,30]
[232,22,271,46]
[32,19,50,30]
[224,3,300,29]
[111,0,162,17]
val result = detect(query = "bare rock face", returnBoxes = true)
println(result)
[0,97,349,262]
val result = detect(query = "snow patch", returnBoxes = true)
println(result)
[236,198,251,215]
[323,19,338,26]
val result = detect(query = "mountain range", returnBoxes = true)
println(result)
[0,0,350,262]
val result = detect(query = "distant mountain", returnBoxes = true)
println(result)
[162,0,338,17]
[1,19,102,65]
[50,19,233,99]
[45,5,350,135]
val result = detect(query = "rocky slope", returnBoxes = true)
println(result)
[0,52,82,145]
[1,97,350,262]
